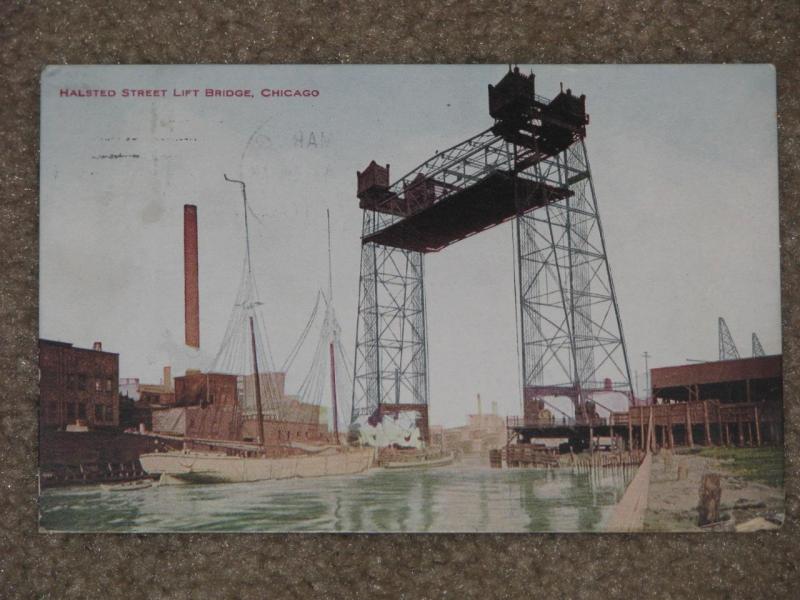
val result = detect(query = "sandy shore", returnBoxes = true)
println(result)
[643,448,784,532]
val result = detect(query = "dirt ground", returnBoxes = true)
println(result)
[644,448,785,532]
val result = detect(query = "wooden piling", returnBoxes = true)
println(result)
[754,405,762,446]
[698,473,722,527]
[703,400,712,446]
[685,402,694,448]
[628,416,633,451]
[667,408,674,448]
[639,406,645,451]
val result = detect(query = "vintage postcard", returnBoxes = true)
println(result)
[38,65,782,533]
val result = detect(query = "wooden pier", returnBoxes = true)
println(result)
[609,400,777,451]
[507,399,780,453]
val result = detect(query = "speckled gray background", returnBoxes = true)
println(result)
[0,1,798,598]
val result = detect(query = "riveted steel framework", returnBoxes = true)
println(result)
[352,235,428,418]
[351,76,633,428]
[515,140,633,411]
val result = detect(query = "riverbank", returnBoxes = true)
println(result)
[643,447,784,532]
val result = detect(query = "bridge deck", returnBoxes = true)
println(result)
[362,170,570,252]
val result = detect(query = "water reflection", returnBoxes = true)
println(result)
[40,464,632,533]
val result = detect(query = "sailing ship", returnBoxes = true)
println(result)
[140,177,374,484]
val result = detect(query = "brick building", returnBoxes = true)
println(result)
[174,370,240,440]
[39,339,119,429]
[138,366,176,406]
[146,369,332,444]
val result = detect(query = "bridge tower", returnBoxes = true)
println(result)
[351,67,633,444]
[352,170,429,439]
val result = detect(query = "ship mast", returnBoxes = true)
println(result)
[224,174,254,274]
[327,209,340,444]
[249,315,267,454]
[223,174,267,454]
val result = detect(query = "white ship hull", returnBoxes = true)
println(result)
[140,447,375,484]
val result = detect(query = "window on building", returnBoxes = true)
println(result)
[95,380,102,391]
[67,403,76,420]
[105,379,112,392]
[94,404,104,422]
[78,403,86,420]
[66,374,75,389]
[77,375,87,391]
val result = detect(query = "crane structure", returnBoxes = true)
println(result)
[718,317,741,361]
[752,332,766,358]
[351,67,633,444]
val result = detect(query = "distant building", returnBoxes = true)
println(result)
[239,371,329,444]
[119,377,140,401]
[178,371,240,441]
[138,366,175,405]
[38,339,119,429]
[441,395,506,455]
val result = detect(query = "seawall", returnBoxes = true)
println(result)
[604,452,652,532]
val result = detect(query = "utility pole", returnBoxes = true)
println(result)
[642,351,651,404]
[329,341,340,444]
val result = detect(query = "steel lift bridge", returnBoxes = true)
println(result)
[351,67,633,444]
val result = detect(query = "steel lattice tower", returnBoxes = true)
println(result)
[515,139,632,415]
[752,332,765,357]
[352,230,428,417]
[351,67,633,441]
[718,317,741,360]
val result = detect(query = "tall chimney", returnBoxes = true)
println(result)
[184,205,200,348]
[163,366,172,390]
[92,341,102,351]
[477,393,482,417]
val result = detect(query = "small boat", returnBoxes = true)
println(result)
[382,451,455,470]
[100,479,154,492]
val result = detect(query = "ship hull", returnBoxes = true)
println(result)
[140,447,375,484]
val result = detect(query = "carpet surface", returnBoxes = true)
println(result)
[0,1,798,598]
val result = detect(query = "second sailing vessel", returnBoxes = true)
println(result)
[140,177,373,484]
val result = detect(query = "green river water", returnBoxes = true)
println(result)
[39,463,632,533]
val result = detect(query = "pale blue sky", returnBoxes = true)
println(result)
[40,65,780,427]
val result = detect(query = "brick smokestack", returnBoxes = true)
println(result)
[184,204,200,348]
[163,366,172,390]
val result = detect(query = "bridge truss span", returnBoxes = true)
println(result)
[351,67,633,443]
